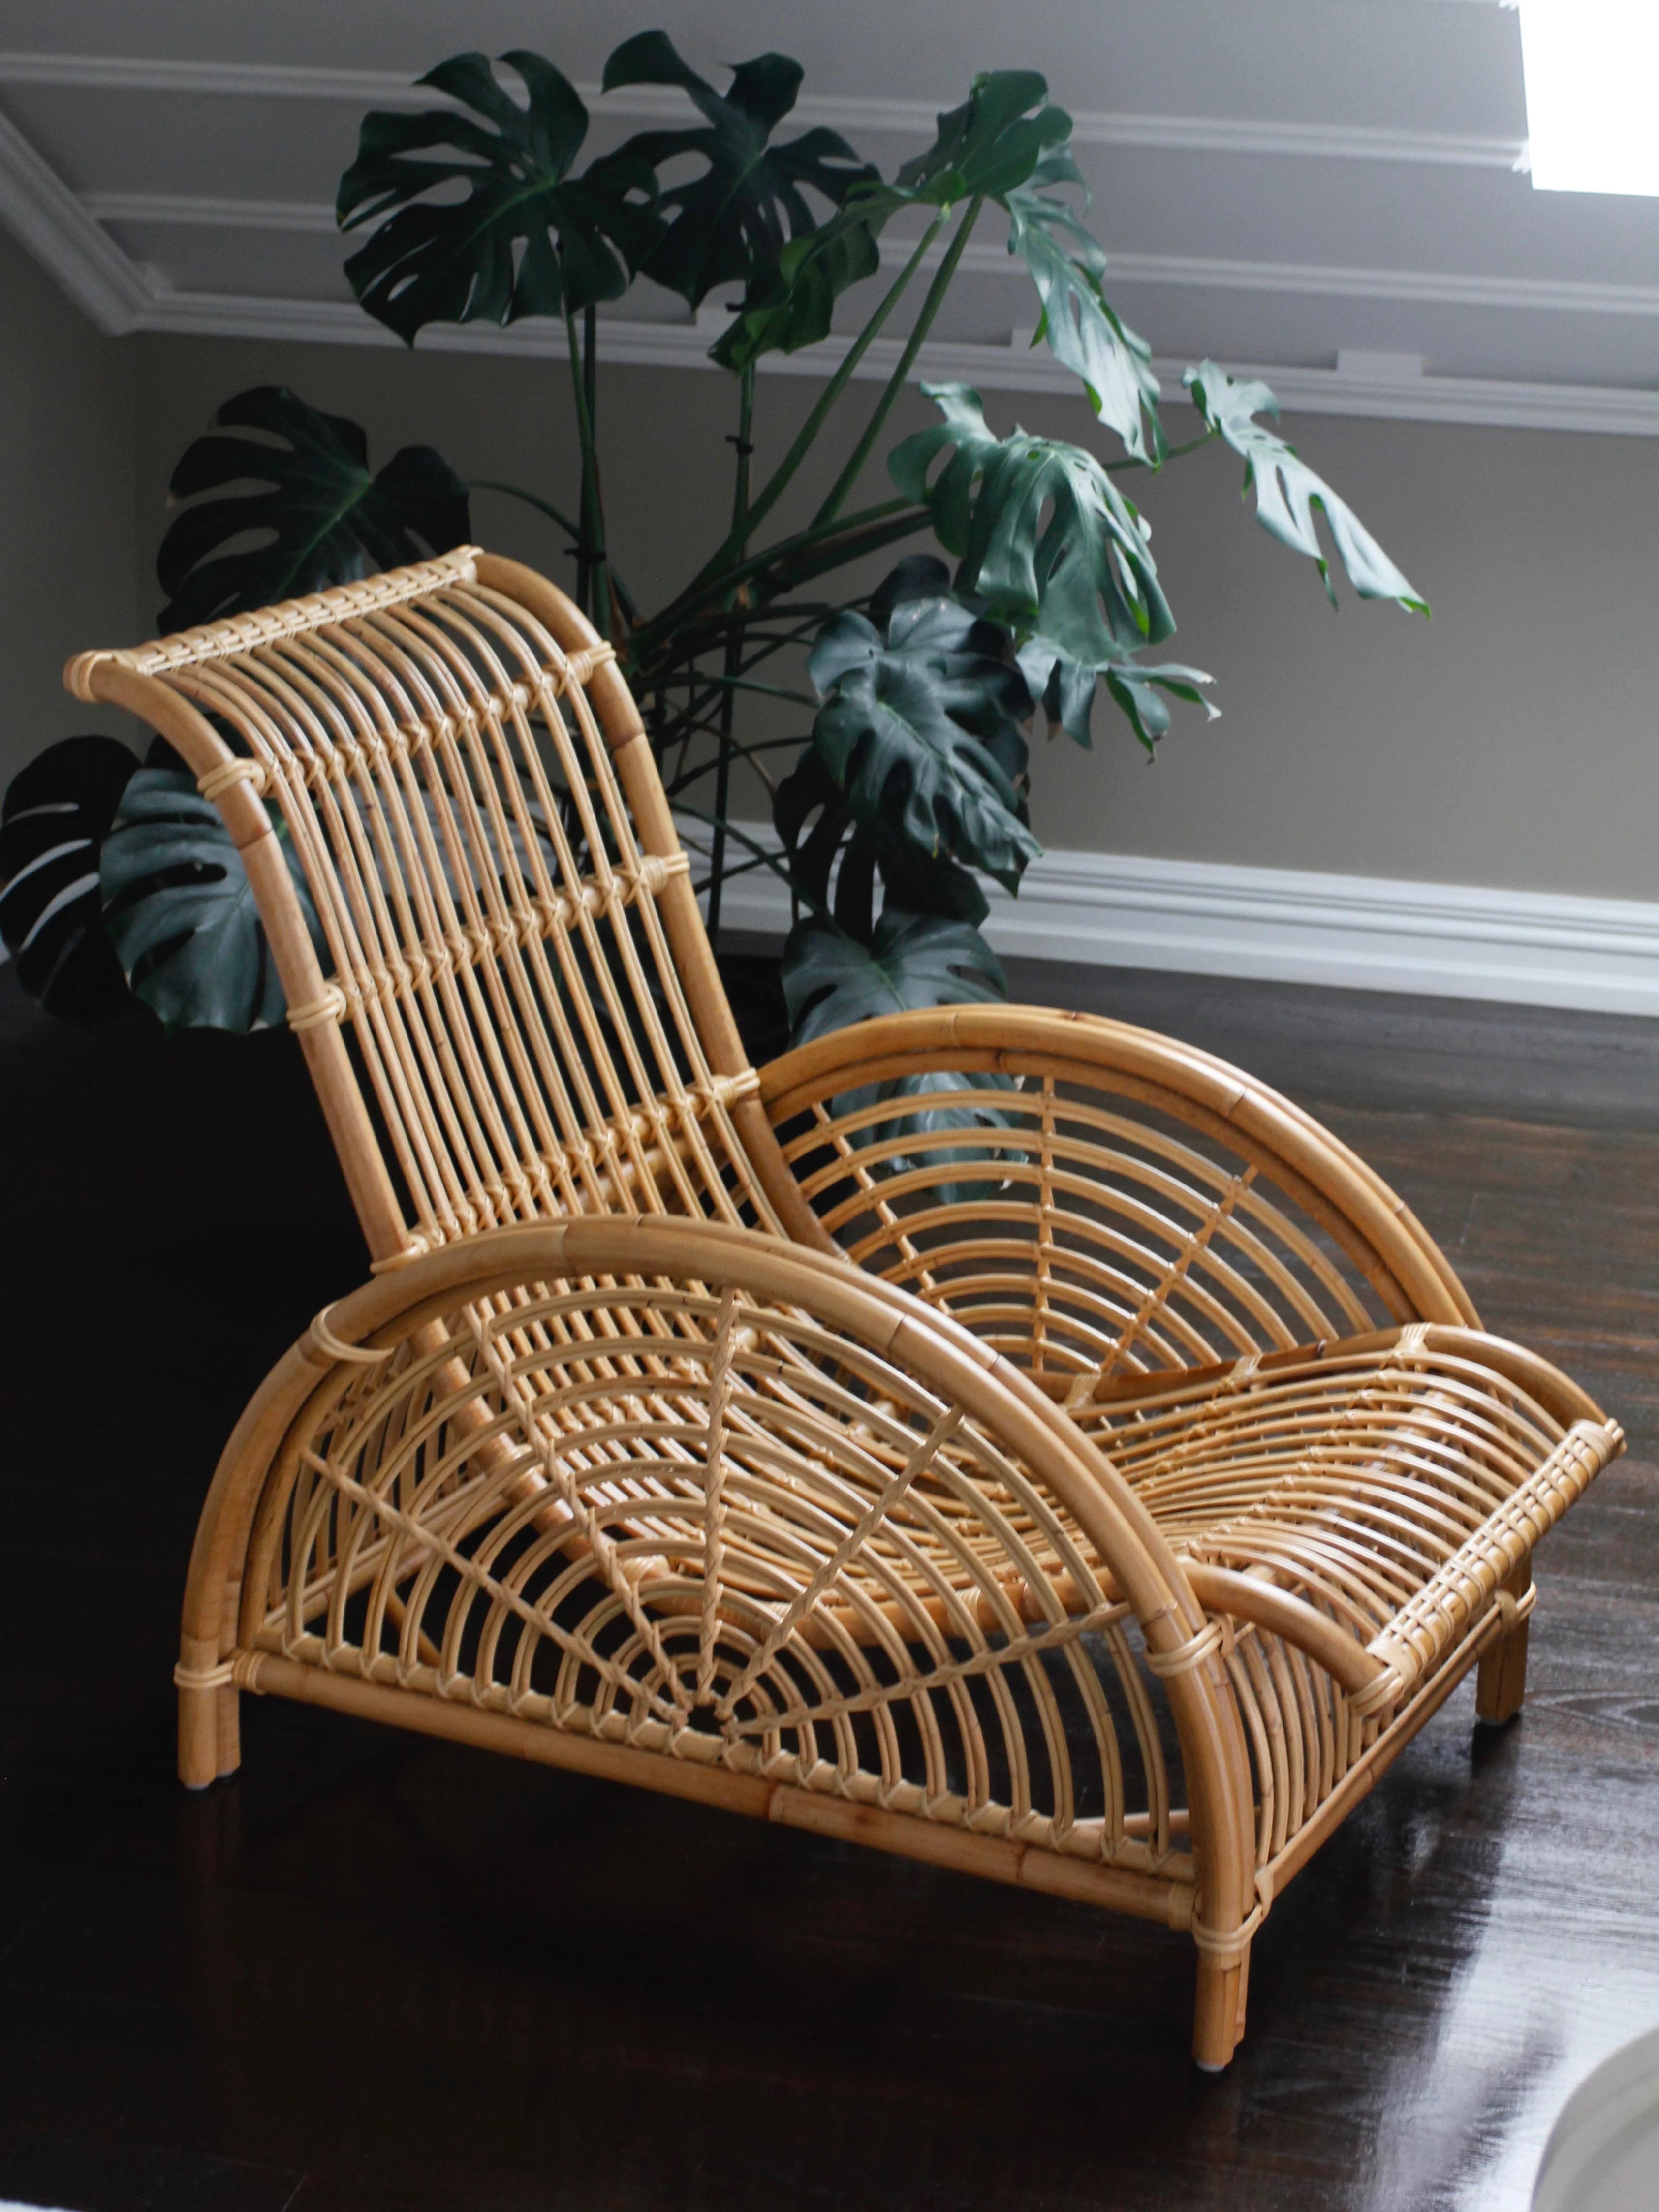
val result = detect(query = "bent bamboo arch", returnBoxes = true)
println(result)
[759,1003,1477,1385]
[179,1216,1262,2060]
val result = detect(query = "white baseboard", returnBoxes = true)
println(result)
[694,821,1659,1018]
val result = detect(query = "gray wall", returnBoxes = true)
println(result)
[23,319,1659,903]
[0,226,137,774]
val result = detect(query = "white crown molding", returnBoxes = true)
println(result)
[114,281,1659,437]
[689,819,1659,1018]
[1092,251,1659,321]
[1065,114,1520,168]
[0,107,146,329]
[0,50,1527,169]
[0,53,436,105]
[82,191,1659,325]
[84,192,339,234]
[5,86,1656,438]
[10,173,1659,436]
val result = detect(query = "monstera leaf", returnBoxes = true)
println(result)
[890,384,1174,669]
[157,387,471,633]
[781,909,1015,1185]
[711,219,882,373]
[339,52,661,340]
[891,70,1070,205]
[807,567,1039,893]
[1017,635,1216,752]
[1186,362,1428,614]
[713,70,1068,373]
[0,735,139,1025]
[775,746,989,944]
[1005,152,1163,465]
[100,770,322,1032]
[782,908,1006,1043]
[605,32,875,310]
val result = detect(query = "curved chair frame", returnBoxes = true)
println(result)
[68,549,1622,2071]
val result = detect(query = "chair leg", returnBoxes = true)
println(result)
[179,1682,220,1790]
[1476,1560,1533,1726]
[177,1675,241,1790]
[1193,1938,1250,2072]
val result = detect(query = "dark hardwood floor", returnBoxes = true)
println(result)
[2,956,1656,2212]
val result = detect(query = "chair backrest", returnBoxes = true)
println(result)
[68,549,823,1270]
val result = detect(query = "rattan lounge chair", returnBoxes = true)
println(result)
[67,548,1622,2070]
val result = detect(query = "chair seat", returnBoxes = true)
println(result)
[1062,1323,1619,1680]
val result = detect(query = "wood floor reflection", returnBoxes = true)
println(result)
[1,957,1655,2212]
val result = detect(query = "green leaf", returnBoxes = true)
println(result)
[781,909,1015,1193]
[774,745,989,944]
[338,51,661,339]
[100,770,323,1033]
[157,387,471,633]
[1185,361,1429,614]
[0,735,140,1026]
[603,32,876,309]
[782,907,1006,1043]
[807,567,1040,893]
[709,69,1068,372]
[1016,635,1216,753]
[1004,152,1163,465]
[711,217,882,372]
[890,383,1174,665]
[892,72,1071,203]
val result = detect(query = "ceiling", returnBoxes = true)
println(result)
[4,0,1659,435]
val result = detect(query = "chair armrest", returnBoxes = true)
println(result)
[185,1214,1261,1932]
[758,1003,1478,1387]
[1368,1416,1623,1699]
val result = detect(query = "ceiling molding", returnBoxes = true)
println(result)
[85,192,339,234]
[0,50,1526,169]
[82,191,1659,324]
[1099,252,1659,320]
[0,107,145,329]
[4,56,1654,441]
[127,280,1659,437]
[1066,114,1520,167]
[0,52,436,105]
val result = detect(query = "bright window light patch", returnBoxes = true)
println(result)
[1519,0,1659,196]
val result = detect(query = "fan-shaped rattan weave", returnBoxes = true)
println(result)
[70,550,1622,2070]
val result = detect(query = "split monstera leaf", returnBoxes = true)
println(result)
[0,387,467,1028]
[157,385,470,632]
[0,738,321,1031]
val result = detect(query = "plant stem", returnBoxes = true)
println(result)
[471,478,583,541]
[1102,428,1218,473]
[584,301,597,436]
[470,478,639,625]
[671,215,947,615]
[706,362,755,954]
[634,497,927,664]
[664,734,811,796]
[812,196,984,530]
[676,805,826,919]
[565,306,607,627]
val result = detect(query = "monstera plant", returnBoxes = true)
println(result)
[0,393,469,1028]
[1,32,1425,1051]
